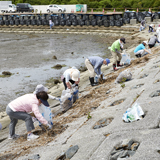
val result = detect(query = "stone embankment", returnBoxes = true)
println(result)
[0,21,160,160]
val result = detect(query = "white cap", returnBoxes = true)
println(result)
[33,84,48,94]
[71,70,79,81]
[143,41,148,45]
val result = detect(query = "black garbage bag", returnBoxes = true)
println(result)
[66,20,71,26]
[82,15,88,21]
[123,18,130,24]
[0,20,4,25]
[20,20,25,25]
[72,19,77,26]
[26,20,31,26]
[89,15,95,20]
[115,20,123,26]
[60,20,66,26]
[85,20,90,26]
[9,20,14,25]
[91,19,96,26]
[97,20,102,26]
[37,20,42,26]
[54,19,59,26]
[110,20,115,26]
[15,19,20,26]
[114,14,122,20]
[104,20,110,27]
[129,12,136,19]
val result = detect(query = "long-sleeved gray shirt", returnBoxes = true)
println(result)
[88,56,104,75]
[148,36,159,45]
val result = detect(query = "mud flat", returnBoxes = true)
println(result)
[1,21,160,160]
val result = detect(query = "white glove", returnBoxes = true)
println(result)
[47,123,53,130]
[55,97,61,101]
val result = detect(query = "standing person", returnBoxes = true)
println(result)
[6,91,52,141]
[148,34,160,48]
[149,24,155,33]
[85,56,110,86]
[110,38,126,71]
[62,66,80,90]
[134,41,150,58]
[49,18,54,29]
[151,11,155,22]
[139,19,146,31]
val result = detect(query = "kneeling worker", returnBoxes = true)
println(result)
[85,56,110,86]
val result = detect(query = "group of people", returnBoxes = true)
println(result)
[134,34,160,58]
[4,27,160,141]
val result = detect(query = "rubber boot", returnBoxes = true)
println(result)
[113,64,118,71]
[117,61,123,67]
[89,77,98,86]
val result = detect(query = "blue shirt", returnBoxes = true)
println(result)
[88,56,104,75]
[134,44,145,53]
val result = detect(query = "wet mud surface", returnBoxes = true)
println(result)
[0,32,113,111]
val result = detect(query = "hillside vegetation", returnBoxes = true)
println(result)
[5,0,160,9]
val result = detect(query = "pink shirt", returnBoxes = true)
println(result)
[9,94,48,125]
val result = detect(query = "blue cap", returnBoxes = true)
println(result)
[39,98,49,107]
[106,58,110,66]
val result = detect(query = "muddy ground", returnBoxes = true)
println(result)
[0,32,122,111]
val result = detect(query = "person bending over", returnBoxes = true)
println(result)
[85,56,110,86]
[62,66,80,90]
[6,91,52,141]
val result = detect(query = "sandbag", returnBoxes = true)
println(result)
[60,89,73,111]
[39,104,53,124]
[122,103,144,122]
[115,69,132,83]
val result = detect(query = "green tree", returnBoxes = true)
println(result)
[153,0,160,7]
[99,0,112,8]
[111,0,122,8]
[68,0,79,4]
[121,0,132,8]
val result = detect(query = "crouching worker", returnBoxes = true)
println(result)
[134,41,151,58]
[110,38,126,71]
[6,91,53,141]
[62,66,80,90]
[148,34,160,48]
[85,56,110,86]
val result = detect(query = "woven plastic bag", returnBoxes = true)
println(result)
[39,104,53,124]
[122,103,144,122]
[120,51,131,65]
[60,89,73,111]
[115,69,132,83]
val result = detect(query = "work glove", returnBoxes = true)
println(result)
[55,97,61,101]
